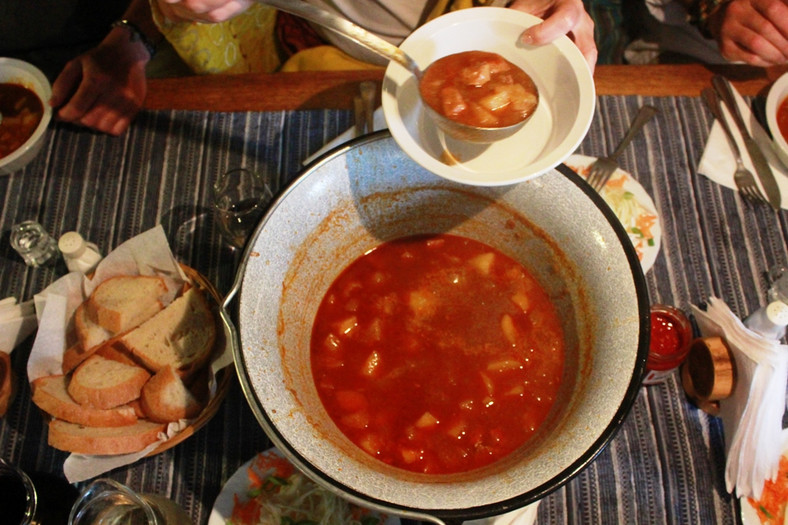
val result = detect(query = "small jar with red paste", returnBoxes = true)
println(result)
[643,304,693,385]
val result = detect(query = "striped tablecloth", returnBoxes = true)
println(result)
[1,94,785,524]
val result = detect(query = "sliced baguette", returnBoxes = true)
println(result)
[95,344,140,367]
[74,302,113,355]
[32,375,137,427]
[67,354,151,410]
[89,275,167,334]
[119,287,216,378]
[47,419,166,455]
[140,366,203,423]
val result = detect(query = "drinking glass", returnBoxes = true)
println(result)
[69,478,191,525]
[0,457,37,525]
[10,220,59,267]
[212,168,272,249]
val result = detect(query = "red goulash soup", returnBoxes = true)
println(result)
[419,51,539,129]
[311,234,565,474]
[778,96,788,144]
[0,83,44,159]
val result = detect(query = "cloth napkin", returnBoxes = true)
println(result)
[0,297,37,354]
[691,297,788,499]
[698,86,788,209]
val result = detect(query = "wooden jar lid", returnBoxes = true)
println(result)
[681,337,736,415]
[0,351,15,417]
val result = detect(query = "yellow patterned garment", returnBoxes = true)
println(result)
[150,0,503,73]
[150,2,282,74]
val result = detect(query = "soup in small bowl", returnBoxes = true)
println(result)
[0,58,51,175]
[766,72,788,170]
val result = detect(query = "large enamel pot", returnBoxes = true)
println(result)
[229,132,649,523]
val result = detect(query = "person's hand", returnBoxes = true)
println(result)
[50,29,149,136]
[707,0,788,66]
[508,0,597,73]
[154,0,253,22]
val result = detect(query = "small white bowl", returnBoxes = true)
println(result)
[0,58,52,175]
[382,7,595,187]
[766,71,788,170]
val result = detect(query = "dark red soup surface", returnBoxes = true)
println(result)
[310,234,565,474]
[0,83,44,159]
[778,96,788,144]
[419,51,539,129]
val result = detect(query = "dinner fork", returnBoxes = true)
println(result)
[701,88,769,206]
[587,105,658,191]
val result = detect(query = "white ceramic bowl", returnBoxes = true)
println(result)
[0,58,52,175]
[382,7,595,187]
[766,71,788,170]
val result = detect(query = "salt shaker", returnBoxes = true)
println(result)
[57,232,102,275]
[743,301,788,340]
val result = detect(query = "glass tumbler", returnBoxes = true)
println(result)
[0,457,37,525]
[212,168,272,249]
[10,220,59,267]
[69,478,191,525]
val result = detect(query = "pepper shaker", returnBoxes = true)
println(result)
[58,232,102,275]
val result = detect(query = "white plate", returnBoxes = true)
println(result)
[382,8,595,187]
[208,447,400,525]
[565,154,662,272]
[741,440,788,525]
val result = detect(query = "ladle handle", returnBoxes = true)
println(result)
[253,0,421,77]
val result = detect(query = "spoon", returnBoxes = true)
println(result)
[257,0,422,78]
[255,0,532,143]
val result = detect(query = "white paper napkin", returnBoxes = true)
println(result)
[0,297,37,354]
[302,107,387,165]
[0,297,36,354]
[28,225,232,482]
[698,87,788,209]
[691,297,788,499]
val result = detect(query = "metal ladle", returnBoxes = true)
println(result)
[255,0,534,143]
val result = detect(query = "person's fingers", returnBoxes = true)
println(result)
[77,97,137,136]
[155,0,251,22]
[516,2,596,72]
[50,60,83,109]
[56,80,102,123]
[730,1,788,63]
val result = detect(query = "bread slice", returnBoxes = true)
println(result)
[74,302,113,355]
[140,366,203,423]
[89,275,167,334]
[67,355,151,410]
[95,344,140,367]
[47,419,166,455]
[32,375,137,427]
[119,287,216,378]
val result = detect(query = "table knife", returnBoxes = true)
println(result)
[712,75,781,210]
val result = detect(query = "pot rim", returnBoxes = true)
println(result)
[230,131,650,522]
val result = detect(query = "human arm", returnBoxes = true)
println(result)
[508,0,598,73]
[683,0,788,66]
[49,0,160,136]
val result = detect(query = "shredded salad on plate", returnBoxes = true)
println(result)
[229,449,387,525]
[568,158,659,266]
[745,454,788,524]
